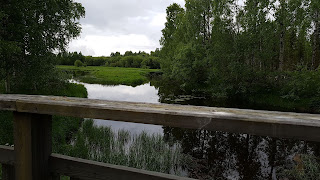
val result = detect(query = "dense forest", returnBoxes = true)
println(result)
[159,0,320,111]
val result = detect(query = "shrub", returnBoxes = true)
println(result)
[74,60,83,67]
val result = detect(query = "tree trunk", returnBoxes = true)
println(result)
[5,73,10,93]
[312,11,319,69]
[279,24,285,71]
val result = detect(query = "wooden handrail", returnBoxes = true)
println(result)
[50,154,193,180]
[0,94,320,180]
[0,146,193,180]
[0,94,320,141]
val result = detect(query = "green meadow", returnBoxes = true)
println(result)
[57,65,160,86]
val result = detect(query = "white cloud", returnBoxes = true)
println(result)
[150,13,167,27]
[68,0,185,56]
[69,33,157,56]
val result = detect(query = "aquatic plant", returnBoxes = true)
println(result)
[69,119,186,176]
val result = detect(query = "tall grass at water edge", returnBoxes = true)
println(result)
[67,119,188,176]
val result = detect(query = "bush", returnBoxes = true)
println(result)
[74,60,83,67]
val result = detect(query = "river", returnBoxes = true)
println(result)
[72,81,163,134]
[73,80,320,180]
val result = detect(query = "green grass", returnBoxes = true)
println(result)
[57,65,160,86]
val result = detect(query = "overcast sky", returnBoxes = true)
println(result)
[68,0,185,57]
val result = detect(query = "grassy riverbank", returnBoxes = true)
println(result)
[57,65,160,86]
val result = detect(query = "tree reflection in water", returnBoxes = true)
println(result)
[163,127,320,179]
[152,79,320,179]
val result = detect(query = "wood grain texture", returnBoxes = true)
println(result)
[0,147,192,180]
[2,164,15,180]
[14,112,32,180]
[0,94,320,141]
[50,154,194,180]
[0,146,15,180]
[13,112,52,180]
[70,178,81,180]
[0,145,14,165]
[51,174,61,180]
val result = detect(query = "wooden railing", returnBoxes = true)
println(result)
[0,94,320,180]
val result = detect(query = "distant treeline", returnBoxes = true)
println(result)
[56,50,161,69]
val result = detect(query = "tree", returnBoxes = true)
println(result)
[275,0,289,71]
[309,0,320,69]
[0,0,85,93]
[74,60,84,67]
[124,51,133,56]
[110,52,121,57]
[160,3,185,75]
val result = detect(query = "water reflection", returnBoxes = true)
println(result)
[85,83,160,103]
[152,80,320,180]
[74,79,320,179]
[163,127,320,180]
[75,81,163,134]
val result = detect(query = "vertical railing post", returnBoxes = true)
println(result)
[13,112,52,180]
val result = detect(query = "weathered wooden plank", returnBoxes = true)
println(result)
[13,112,52,180]
[0,96,16,111]
[0,94,320,141]
[50,154,194,180]
[51,174,60,180]
[70,177,81,180]
[2,164,15,180]
[0,146,14,165]
[13,112,32,180]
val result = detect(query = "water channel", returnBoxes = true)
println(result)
[73,80,320,180]
[73,81,163,134]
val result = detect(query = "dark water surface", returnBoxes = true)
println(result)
[75,80,320,180]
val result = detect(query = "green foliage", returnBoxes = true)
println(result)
[68,119,186,175]
[0,111,13,145]
[56,51,161,69]
[280,69,320,99]
[58,66,160,86]
[0,0,85,93]
[105,54,161,69]
[0,0,86,177]
[52,116,84,154]
[57,52,85,66]
[14,76,88,98]
[74,60,84,67]
[85,56,108,66]
[278,155,320,180]
[159,0,320,113]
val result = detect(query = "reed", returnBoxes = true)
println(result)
[69,119,187,176]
